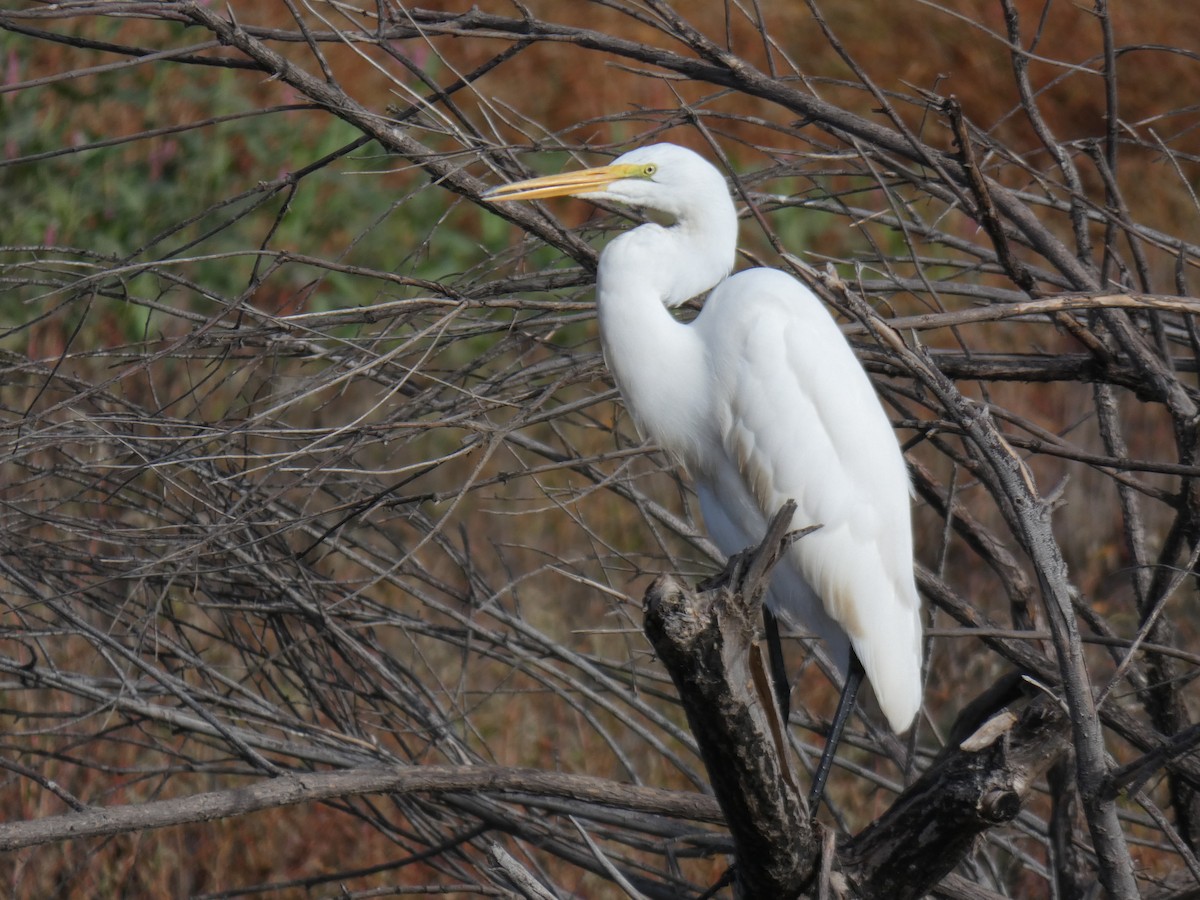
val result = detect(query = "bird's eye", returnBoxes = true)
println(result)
[642,164,657,177]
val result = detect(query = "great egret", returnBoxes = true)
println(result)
[484,143,922,813]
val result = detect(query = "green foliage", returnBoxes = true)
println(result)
[0,33,504,344]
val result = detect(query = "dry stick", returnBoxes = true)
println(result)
[1098,539,1200,710]
[0,765,722,852]
[999,0,1093,261]
[943,97,1117,360]
[801,0,968,210]
[1133,790,1200,884]
[487,843,558,900]
[1095,0,1121,191]
[1085,141,1155,294]
[944,98,1036,295]
[909,459,1039,627]
[852,291,1200,333]
[1107,724,1200,800]
[1047,757,1091,900]
[569,816,651,900]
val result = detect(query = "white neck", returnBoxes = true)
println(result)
[595,210,735,464]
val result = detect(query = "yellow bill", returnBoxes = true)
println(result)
[483,163,647,203]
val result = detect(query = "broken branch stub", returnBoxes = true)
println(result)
[643,501,816,897]
[841,692,1071,898]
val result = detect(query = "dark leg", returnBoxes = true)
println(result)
[762,605,791,723]
[807,649,865,820]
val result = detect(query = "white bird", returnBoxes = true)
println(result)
[484,143,922,811]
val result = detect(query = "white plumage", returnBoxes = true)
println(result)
[485,143,922,735]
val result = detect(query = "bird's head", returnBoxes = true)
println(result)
[484,143,739,306]
[483,143,731,223]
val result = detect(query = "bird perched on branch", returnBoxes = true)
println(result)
[484,143,922,813]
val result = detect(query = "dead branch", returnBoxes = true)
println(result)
[0,765,722,853]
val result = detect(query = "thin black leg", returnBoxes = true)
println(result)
[762,605,791,723]
[807,648,865,820]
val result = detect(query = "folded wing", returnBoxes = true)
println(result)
[695,268,923,733]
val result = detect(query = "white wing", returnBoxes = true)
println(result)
[693,267,923,733]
